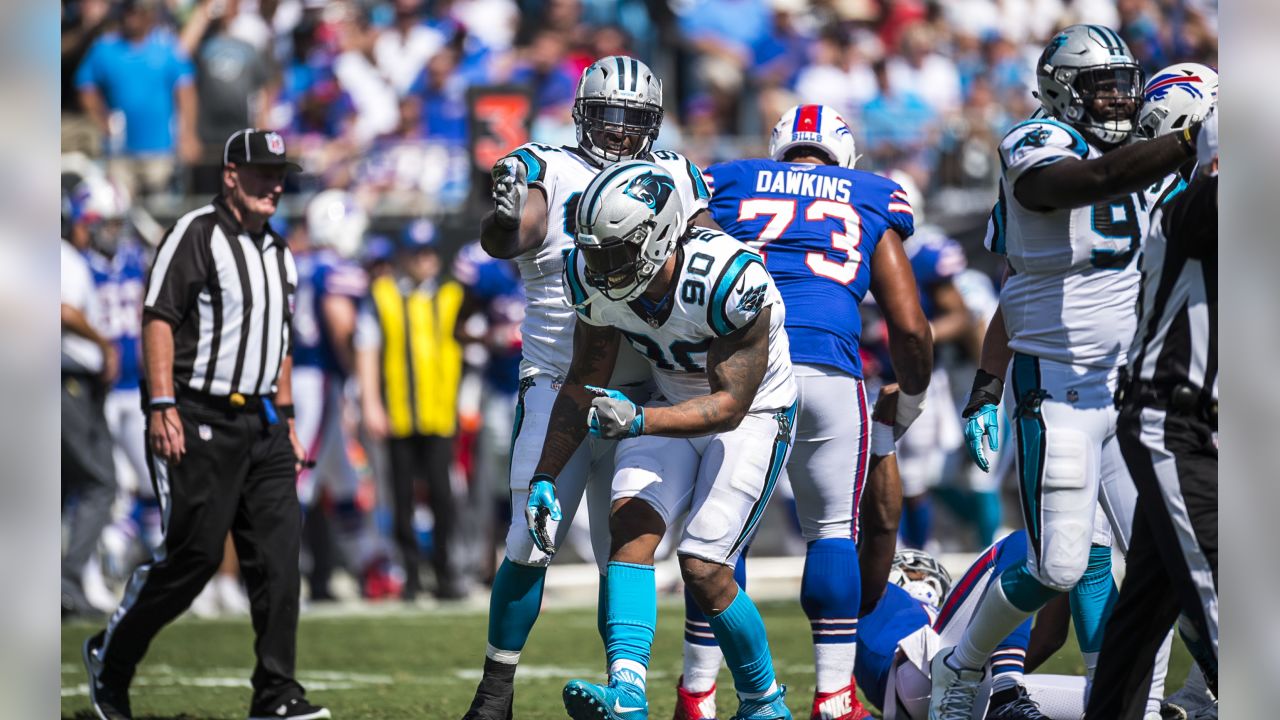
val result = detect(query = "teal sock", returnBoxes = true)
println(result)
[1070,545,1118,655]
[486,559,547,662]
[706,589,777,698]
[606,561,656,687]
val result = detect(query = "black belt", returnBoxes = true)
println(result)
[1121,380,1217,427]
[177,387,270,415]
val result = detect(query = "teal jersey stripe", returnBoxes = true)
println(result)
[686,159,710,200]
[1011,353,1046,552]
[562,247,592,318]
[991,186,1008,255]
[728,401,797,558]
[1006,117,1090,159]
[509,147,545,185]
[707,251,764,336]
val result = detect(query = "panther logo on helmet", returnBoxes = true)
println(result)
[1034,24,1144,147]
[622,171,676,211]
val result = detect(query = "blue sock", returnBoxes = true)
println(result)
[606,561,657,687]
[974,491,1001,548]
[999,559,1060,613]
[801,538,861,692]
[486,559,546,662]
[1070,544,1118,656]
[900,496,933,549]
[707,589,777,698]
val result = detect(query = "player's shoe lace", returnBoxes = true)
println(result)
[929,649,984,720]
[985,684,1046,719]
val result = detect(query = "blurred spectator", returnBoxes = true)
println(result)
[678,0,772,133]
[75,0,200,197]
[794,28,878,126]
[182,0,274,194]
[887,24,963,115]
[450,0,520,53]
[374,0,447,95]
[751,0,813,128]
[62,0,113,157]
[332,3,399,145]
[860,59,937,171]
[408,45,469,145]
[508,29,577,117]
[355,220,467,601]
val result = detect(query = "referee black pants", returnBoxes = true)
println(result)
[1084,404,1218,720]
[98,397,306,707]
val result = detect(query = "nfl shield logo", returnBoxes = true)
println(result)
[198,424,213,441]
[265,132,285,155]
[1066,389,1079,404]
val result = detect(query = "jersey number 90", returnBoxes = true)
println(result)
[737,198,864,284]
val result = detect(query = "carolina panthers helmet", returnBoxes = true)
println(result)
[1035,25,1144,147]
[769,104,857,168]
[1137,63,1218,140]
[306,189,368,259]
[575,160,684,302]
[573,56,664,165]
[889,548,953,608]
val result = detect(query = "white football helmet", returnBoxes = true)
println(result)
[889,548,953,608]
[769,104,857,168]
[306,189,368,259]
[1035,25,1143,147]
[575,160,685,302]
[573,55,664,165]
[1137,63,1218,139]
[72,176,131,255]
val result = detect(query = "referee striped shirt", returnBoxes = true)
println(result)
[1128,173,1217,404]
[143,196,297,397]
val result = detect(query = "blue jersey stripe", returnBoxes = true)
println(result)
[510,148,545,185]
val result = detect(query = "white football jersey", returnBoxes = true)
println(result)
[502,142,712,382]
[564,227,797,414]
[984,118,1169,368]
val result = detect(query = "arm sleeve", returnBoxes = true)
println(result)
[142,225,209,326]
[998,120,1091,188]
[709,251,770,337]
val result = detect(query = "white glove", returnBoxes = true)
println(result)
[894,389,927,440]
[491,157,528,229]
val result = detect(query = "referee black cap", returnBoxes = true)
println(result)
[223,128,302,172]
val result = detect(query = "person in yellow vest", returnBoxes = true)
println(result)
[355,219,467,601]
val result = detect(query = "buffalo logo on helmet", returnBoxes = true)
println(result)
[622,171,676,212]
[1144,71,1209,101]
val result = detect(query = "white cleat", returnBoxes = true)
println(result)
[928,648,985,720]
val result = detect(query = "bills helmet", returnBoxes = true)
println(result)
[1137,63,1218,139]
[575,160,684,302]
[71,176,131,255]
[1035,25,1143,147]
[306,189,368,259]
[573,56,664,166]
[769,104,857,168]
[889,548,953,608]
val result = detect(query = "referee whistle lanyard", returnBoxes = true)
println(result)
[261,397,280,425]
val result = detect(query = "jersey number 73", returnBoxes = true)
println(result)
[737,198,864,284]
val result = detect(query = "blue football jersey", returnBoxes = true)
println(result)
[88,241,148,390]
[904,228,967,319]
[854,583,932,712]
[292,249,367,374]
[705,159,914,378]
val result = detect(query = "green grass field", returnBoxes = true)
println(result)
[62,599,1190,719]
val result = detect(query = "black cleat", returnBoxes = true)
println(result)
[83,630,132,720]
[986,684,1047,720]
[461,657,516,720]
[247,697,331,719]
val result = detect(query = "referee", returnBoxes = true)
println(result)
[82,129,330,720]
[1085,110,1219,720]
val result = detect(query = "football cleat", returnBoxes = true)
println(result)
[928,649,986,720]
[461,658,516,720]
[984,684,1046,719]
[731,685,792,720]
[673,677,717,720]
[246,697,330,719]
[811,682,871,720]
[1160,674,1216,720]
[563,677,649,719]
[83,630,133,720]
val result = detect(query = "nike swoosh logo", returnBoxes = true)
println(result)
[613,699,644,714]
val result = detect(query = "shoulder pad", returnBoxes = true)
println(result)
[504,143,562,186]
[999,119,1091,186]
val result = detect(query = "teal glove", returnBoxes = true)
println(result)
[525,474,561,555]
[586,385,644,439]
[962,369,1004,472]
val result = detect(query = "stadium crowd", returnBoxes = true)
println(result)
[61,0,1218,618]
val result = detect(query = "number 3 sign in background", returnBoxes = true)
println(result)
[467,86,534,178]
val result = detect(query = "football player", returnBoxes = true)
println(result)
[930,26,1207,720]
[701,104,933,720]
[461,56,715,720]
[290,190,392,600]
[537,160,795,720]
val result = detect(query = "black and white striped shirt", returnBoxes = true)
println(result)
[143,196,297,397]
[1128,174,1217,404]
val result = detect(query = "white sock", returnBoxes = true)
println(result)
[739,680,779,700]
[610,659,648,690]
[814,643,857,693]
[953,581,1033,670]
[991,670,1024,694]
[681,641,722,693]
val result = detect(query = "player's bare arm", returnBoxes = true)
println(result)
[869,229,933,395]
[858,452,903,614]
[321,294,358,374]
[977,304,1013,380]
[688,209,722,231]
[531,319,622,478]
[480,159,549,259]
[926,280,973,345]
[1016,127,1198,211]
[641,305,770,437]
[142,316,185,464]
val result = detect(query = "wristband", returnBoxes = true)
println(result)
[149,396,176,411]
[277,403,295,419]
[530,472,555,487]
[963,369,1004,417]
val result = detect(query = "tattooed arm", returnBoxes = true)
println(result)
[532,320,622,477]
[641,305,771,438]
